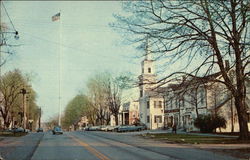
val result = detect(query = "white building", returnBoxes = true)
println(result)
[164,71,250,132]
[164,81,208,131]
[138,47,164,130]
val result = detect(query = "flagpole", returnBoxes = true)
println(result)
[58,9,62,126]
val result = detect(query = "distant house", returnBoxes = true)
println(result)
[119,102,129,125]
[128,100,139,125]
[75,116,88,130]
[120,101,140,125]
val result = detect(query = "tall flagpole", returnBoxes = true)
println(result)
[58,10,62,126]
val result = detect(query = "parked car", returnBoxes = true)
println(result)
[12,127,25,133]
[117,124,147,132]
[37,128,43,132]
[4,128,13,132]
[134,123,147,131]
[88,126,101,131]
[83,126,90,131]
[52,126,63,135]
[117,125,131,132]
[106,125,119,132]
[100,125,108,131]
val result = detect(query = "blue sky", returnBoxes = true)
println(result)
[1,1,141,122]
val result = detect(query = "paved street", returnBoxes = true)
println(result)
[0,131,240,160]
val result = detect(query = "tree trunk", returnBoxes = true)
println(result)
[115,114,119,126]
[235,96,249,140]
[3,114,9,129]
[230,96,234,133]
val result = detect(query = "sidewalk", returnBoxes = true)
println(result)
[137,129,239,138]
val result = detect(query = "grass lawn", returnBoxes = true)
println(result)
[141,133,250,144]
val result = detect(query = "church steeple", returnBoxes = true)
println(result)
[145,37,152,60]
[142,38,154,75]
[138,38,157,97]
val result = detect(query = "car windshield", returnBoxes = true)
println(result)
[54,127,61,131]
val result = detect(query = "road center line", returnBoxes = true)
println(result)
[68,134,110,160]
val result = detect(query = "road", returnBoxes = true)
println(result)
[0,131,239,160]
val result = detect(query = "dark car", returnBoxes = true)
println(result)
[52,126,63,135]
[88,126,101,131]
[37,128,43,132]
[12,127,25,133]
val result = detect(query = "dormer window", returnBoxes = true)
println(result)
[148,68,151,73]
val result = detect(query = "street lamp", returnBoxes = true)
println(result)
[0,30,19,79]
[14,31,19,40]
[0,31,19,40]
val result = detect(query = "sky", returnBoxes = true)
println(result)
[1,1,142,122]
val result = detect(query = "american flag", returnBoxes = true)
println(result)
[52,13,60,22]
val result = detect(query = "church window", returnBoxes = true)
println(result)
[147,116,150,123]
[200,89,204,105]
[159,101,162,108]
[140,90,143,97]
[154,101,157,108]
[147,101,150,109]
[148,68,151,73]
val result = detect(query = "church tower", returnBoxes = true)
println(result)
[138,40,157,98]
[138,39,164,130]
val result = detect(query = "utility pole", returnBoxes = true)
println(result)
[38,107,41,128]
[20,88,28,129]
[26,95,29,129]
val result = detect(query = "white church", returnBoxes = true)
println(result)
[138,45,165,130]
[136,43,250,132]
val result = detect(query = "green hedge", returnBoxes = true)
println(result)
[194,114,226,133]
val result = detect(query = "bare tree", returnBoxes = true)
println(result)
[87,73,111,125]
[106,74,132,125]
[112,0,250,140]
[0,69,26,128]
[106,79,121,126]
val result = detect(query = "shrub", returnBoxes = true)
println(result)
[194,114,226,133]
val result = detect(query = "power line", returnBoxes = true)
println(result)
[1,1,17,32]
[20,31,125,60]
